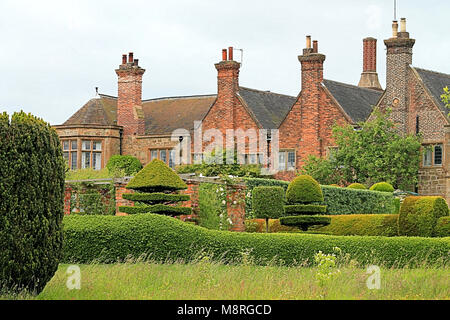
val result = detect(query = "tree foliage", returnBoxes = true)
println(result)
[441,86,450,117]
[302,108,422,190]
[0,112,66,294]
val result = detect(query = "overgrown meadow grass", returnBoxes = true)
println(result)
[10,256,448,300]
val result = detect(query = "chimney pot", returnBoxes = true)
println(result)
[313,40,318,53]
[306,35,312,49]
[122,54,127,65]
[128,52,134,63]
[228,47,233,61]
[392,20,398,38]
[222,49,227,61]
[134,59,139,66]
[400,18,406,32]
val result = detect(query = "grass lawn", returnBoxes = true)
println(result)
[7,262,447,300]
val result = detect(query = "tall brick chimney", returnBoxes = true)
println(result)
[115,52,146,136]
[384,18,415,133]
[358,37,382,90]
[298,36,326,158]
[214,47,241,128]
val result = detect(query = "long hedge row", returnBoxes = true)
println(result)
[63,214,450,268]
[243,178,396,215]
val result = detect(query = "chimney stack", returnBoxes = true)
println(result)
[115,52,146,136]
[358,37,382,91]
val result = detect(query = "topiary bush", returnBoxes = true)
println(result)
[119,159,191,216]
[370,182,395,193]
[436,216,450,237]
[398,196,449,237]
[347,183,367,190]
[106,155,143,176]
[62,214,450,268]
[252,186,285,232]
[281,175,330,231]
[0,112,66,294]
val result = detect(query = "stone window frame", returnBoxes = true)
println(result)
[422,143,443,168]
[80,140,103,170]
[278,149,296,171]
[62,139,78,170]
[149,148,176,169]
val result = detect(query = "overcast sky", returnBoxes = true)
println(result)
[1,0,449,125]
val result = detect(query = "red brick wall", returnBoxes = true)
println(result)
[114,180,134,216]
[64,186,72,215]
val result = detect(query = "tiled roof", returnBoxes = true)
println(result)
[414,67,450,115]
[238,87,296,129]
[323,79,383,123]
[63,96,116,126]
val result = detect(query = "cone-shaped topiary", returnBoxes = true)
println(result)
[286,175,324,204]
[347,183,367,190]
[370,182,394,193]
[119,159,191,216]
[126,159,188,192]
[281,175,330,231]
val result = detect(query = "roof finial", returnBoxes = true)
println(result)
[95,87,99,98]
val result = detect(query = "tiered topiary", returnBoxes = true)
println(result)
[370,182,395,193]
[280,175,330,231]
[119,159,192,216]
[252,186,285,233]
[347,183,367,190]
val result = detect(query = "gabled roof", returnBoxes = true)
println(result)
[323,79,383,123]
[238,87,296,129]
[413,67,450,115]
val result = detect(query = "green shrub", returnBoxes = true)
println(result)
[0,112,66,294]
[436,217,450,237]
[284,205,327,215]
[393,198,401,214]
[120,159,191,216]
[198,183,229,230]
[370,182,395,193]
[280,216,331,231]
[398,196,449,237]
[347,183,367,190]
[63,214,450,268]
[253,186,285,232]
[123,193,190,203]
[106,155,142,176]
[286,175,324,204]
[243,178,396,215]
[311,214,399,237]
[119,205,192,216]
[66,168,113,180]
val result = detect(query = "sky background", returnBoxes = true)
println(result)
[1,0,449,125]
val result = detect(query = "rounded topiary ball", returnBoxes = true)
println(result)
[347,183,367,190]
[370,182,394,193]
[286,175,323,204]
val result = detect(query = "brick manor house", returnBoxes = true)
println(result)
[54,19,450,202]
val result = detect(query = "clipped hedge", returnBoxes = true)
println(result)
[122,193,190,203]
[436,217,450,237]
[280,216,331,230]
[252,186,285,220]
[311,214,399,237]
[370,182,395,193]
[119,205,192,216]
[286,175,323,203]
[63,214,450,268]
[106,155,142,176]
[243,178,396,215]
[284,205,327,215]
[398,196,449,237]
[347,183,367,190]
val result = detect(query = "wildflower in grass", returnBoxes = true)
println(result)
[314,250,341,288]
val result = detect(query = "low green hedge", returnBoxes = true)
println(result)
[280,215,331,228]
[119,205,192,216]
[284,204,327,215]
[398,196,449,237]
[63,214,450,268]
[311,214,399,237]
[436,217,450,237]
[122,193,190,203]
[243,178,396,215]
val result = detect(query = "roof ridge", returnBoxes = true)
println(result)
[142,94,216,102]
[238,86,296,98]
[413,67,450,78]
[323,79,384,93]
[99,93,117,99]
